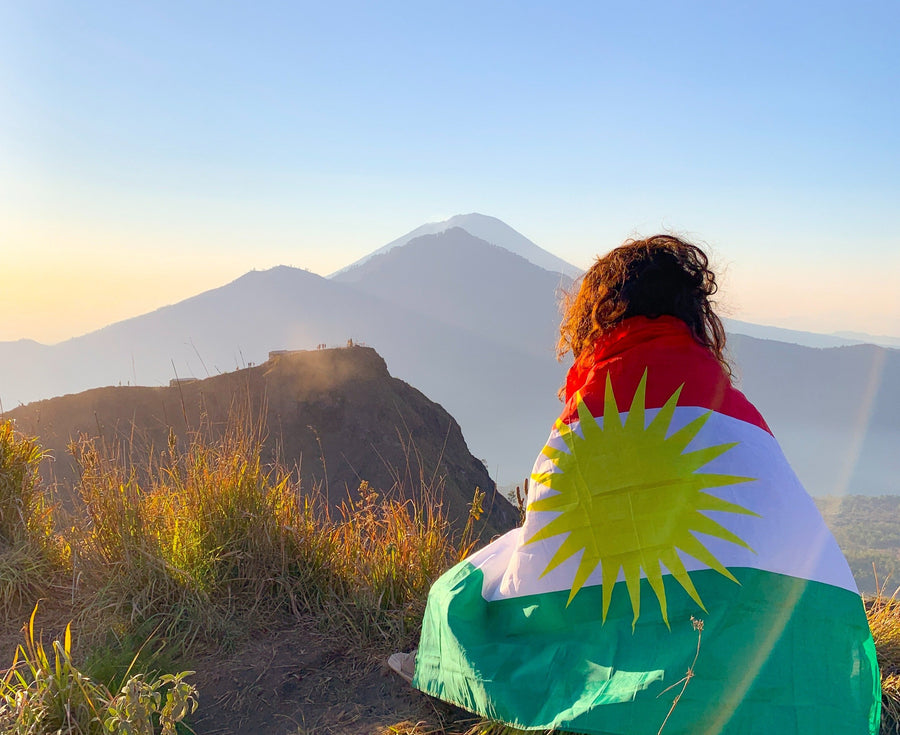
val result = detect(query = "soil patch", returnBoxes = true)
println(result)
[187,618,476,735]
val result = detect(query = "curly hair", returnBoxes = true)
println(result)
[558,235,731,376]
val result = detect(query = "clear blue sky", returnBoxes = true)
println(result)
[2,1,898,342]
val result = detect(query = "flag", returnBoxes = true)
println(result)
[413,316,880,735]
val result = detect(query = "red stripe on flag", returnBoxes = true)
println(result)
[561,316,771,434]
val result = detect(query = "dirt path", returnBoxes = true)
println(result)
[187,619,476,735]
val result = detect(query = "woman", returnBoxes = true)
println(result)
[407,235,880,734]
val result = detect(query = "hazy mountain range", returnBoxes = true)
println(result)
[1,213,897,495]
[724,319,900,350]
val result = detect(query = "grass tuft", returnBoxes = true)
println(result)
[0,421,60,619]
[62,413,464,652]
[867,568,900,734]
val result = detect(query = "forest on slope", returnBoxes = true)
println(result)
[816,495,900,594]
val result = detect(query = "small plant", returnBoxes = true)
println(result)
[68,416,303,648]
[458,487,486,561]
[0,420,49,545]
[0,606,106,733]
[0,604,198,735]
[656,617,704,735]
[506,479,528,527]
[104,671,197,735]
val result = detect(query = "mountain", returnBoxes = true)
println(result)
[0,235,568,488]
[723,319,867,348]
[724,320,900,350]
[333,227,571,358]
[6,345,518,535]
[330,213,583,280]
[1,217,898,496]
[727,335,900,495]
[834,331,900,350]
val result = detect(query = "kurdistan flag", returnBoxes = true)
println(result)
[413,317,880,735]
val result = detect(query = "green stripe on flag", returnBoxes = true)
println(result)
[414,561,880,735]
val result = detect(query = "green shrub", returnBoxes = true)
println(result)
[0,605,197,735]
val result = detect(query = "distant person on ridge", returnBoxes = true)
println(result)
[392,235,881,734]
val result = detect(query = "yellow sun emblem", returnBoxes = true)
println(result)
[526,369,758,628]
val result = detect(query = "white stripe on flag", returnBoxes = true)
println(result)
[475,407,856,603]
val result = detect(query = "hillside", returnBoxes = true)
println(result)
[6,345,517,535]
[815,495,900,594]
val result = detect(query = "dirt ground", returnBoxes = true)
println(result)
[186,619,477,735]
[0,606,477,735]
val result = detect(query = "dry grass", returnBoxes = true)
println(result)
[0,414,483,731]
[10,411,892,734]
[867,569,900,734]
[1,415,469,654]
[67,417,306,648]
[302,479,459,646]
[0,421,60,620]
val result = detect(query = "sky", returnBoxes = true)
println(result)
[2,0,899,344]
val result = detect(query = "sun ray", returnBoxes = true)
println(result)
[677,534,740,584]
[527,513,580,541]
[624,370,648,432]
[646,383,683,440]
[526,370,758,624]
[659,548,707,611]
[539,445,570,463]
[682,441,741,469]
[684,473,755,491]
[541,534,588,577]
[643,559,669,629]
[696,492,761,517]
[530,471,559,489]
[689,513,756,551]
[577,392,602,440]
[570,551,598,605]
[603,373,623,432]
[600,560,620,622]
[665,411,712,453]
[623,558,642,629]
[554,417,579,451]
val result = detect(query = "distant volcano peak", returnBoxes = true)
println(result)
[328,213,582,280]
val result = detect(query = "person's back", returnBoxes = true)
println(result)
[409,236,881,734]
